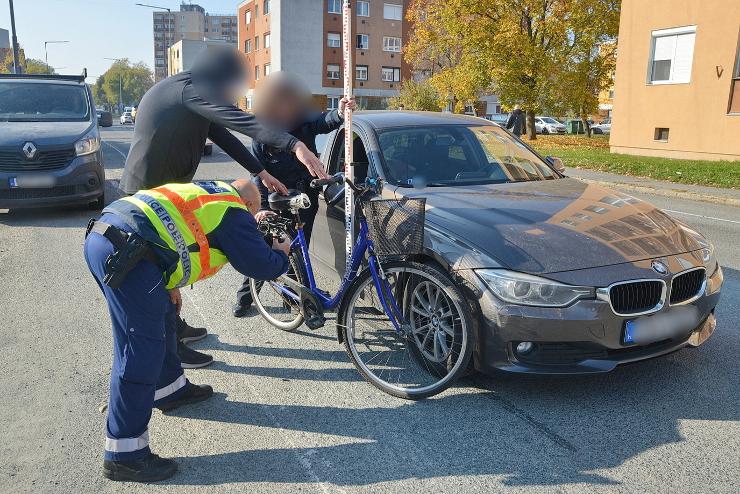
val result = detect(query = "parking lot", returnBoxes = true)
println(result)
[0,123,738,493]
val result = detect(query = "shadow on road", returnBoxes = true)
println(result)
[164,268,738,489]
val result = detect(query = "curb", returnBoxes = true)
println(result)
[574,178,740,208]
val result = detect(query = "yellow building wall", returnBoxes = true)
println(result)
[610,0,740,161]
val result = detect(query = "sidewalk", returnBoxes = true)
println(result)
[566,168,740,207]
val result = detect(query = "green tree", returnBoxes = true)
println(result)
[25,58,52,74]
[1,46,25,73]
[99,59,154,110]
[406,0,621,139]
[387,79,444,111]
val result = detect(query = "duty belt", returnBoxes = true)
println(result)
[86,219,160,289]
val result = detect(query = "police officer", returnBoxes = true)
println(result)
[85,179,290,482]
[120,46,328,367]
[233,73,355,316]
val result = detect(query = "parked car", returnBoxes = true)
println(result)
[592,118,612,135]
[96,109,113,127]
[310,111,722,375]
[535,116,566,134]
[119,111,133,125]
[0,73,105,209]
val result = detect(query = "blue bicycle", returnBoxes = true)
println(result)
[250,175,473,399]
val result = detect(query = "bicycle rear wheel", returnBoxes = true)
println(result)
[339,261,473,400]
[250,251,307,331]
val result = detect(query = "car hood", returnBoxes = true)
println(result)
[396,178,704,274]
[0,121,93,147]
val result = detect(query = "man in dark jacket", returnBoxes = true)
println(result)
[506,105,526,137]
[120,47,328,366]
[233,73,355,316]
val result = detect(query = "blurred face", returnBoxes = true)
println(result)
[254,73,310,129]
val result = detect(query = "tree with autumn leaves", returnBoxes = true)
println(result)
[405,0,621,139]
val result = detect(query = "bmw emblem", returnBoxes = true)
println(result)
[651,260,668,274]
[22,142,37,159]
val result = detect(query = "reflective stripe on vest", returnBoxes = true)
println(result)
[121,181,247,289]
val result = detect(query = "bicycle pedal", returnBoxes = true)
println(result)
[305,314,326,330]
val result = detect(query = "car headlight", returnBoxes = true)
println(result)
[476,269,595,307]
[75,130,100,156]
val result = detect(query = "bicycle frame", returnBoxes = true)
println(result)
[269,213,405,332]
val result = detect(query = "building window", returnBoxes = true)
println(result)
[649,26,696,84]
[245,10,251,24]
[327,32,341,48]
[255,65,260,81]
[381,66,401,82]
[383,3,403,20]
[356,34,369,50]
[327,64,341,80]
[356,65,368,80]
[264,63,271,76]
[327,96,340,110]
[264,32,271,48]
[730,40,740,113]
[264,0,270,15]
[383,36,401,52]
[254,36,260,50]
[357,1,370,16]
[247,96,253,110]
[245,39,252,53]
[654,128,670,141]
[328,0,341,14]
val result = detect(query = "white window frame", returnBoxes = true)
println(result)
[264,32,271,49]
[357,1,370,17]
[381,66,400,82]
[327,96,340,110]
[264,0,270,15]
[356,34,369,50]
[383,36,401,52]
[255,65,260,81]
[383,3,403,21]
[356,65,368,81]
[264,63,271,76]
[328,0,341,14]
[244,39,251,53]
[327,64,341,80]
[245,10,251,24]
[647,25,697,85]
[327,32,341,48]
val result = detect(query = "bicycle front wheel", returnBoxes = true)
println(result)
[250,251,306,331]
[339,261,473,400]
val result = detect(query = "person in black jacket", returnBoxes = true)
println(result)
[506,105,526,137]
[119,47,328,367]
[233,73,355,316]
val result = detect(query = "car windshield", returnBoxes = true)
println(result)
[540,117,560,124]
[377,125,559,187]
[0,82,90,122]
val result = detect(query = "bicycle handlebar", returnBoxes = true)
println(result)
[310,174,343,189]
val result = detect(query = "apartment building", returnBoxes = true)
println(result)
[0,28,9,49]
[237,0,410,111]
[610,0,740,161]
[152,3,238,81]
[167,38,236,77]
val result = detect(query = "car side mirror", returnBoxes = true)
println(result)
[547,156,566,174]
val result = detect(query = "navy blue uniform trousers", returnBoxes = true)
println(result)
[84,217,188,461]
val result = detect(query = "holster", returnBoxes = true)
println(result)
[86,219,160,289]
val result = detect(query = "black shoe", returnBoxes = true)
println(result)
[103,453,177,482]
[232,301,252,318]
[177,318,207,343]
[177,341,213,369]
[156,383,214,412]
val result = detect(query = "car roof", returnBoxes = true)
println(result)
[0,73,87,85]
[353,111,490,129]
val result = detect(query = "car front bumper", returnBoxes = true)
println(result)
[0,151,104,209]
[457,260,723,375]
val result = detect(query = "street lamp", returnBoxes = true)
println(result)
[136,3,172,79]
[44,40,70,74]
[104,57,124,113]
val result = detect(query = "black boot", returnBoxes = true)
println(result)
[177,317,207,343]
[157,383,213,412]
[177,341,213,369]
[103,453,177,482]
[232,300,252,318]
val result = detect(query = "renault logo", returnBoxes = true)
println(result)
[22,142,37,159]
[651,260,668,274]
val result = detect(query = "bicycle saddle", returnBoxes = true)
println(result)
[268,190,312,212]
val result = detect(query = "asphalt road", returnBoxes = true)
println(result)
[0,124,738,493]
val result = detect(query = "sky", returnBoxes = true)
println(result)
[0,0,240,82]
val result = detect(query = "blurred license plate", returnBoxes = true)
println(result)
[8,175,55,188]
[624,305,700,345]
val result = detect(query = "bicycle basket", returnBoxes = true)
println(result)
[367,198,426,256]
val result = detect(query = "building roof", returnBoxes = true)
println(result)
[354,111,490,129]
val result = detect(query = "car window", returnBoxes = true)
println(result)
[377,125,558,187]
[0,82,90,121]
[541,117,559,124]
